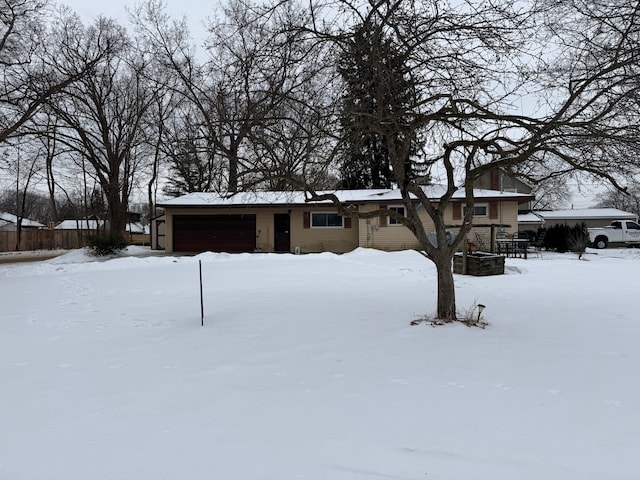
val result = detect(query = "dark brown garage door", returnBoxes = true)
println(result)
[173,214,256,253]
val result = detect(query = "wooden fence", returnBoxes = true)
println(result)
[0,229,149,252]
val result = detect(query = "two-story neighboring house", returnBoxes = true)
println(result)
[475,166,534,213]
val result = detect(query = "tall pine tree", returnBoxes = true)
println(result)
[338,21,421,189]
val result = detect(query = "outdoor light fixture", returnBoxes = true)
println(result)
[477,304,486,322]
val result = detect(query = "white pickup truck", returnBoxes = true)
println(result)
[588,220,640,249]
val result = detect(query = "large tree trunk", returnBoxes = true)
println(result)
[228,144,239,193]
[434,251,457,320]
[105,179,126,242]
[108,206,126,242]
[15,219,22,251]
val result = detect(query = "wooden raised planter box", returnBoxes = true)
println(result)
[453,252,505,276]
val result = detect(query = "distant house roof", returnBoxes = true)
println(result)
[54,219,149,233]
[518,212,544,225]
[159,186,533,208]
[126,222,148,234]
[535,208,637,221]
[55,219,105,230]
[0,212,45,228]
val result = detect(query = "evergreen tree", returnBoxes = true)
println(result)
[337,21,420,189]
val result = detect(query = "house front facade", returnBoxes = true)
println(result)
[158,187,533,254]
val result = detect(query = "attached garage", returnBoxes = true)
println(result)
[173,214,256,253]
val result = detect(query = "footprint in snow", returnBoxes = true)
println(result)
[446,381,465,388]
[391,379,410,385]
[493,383,512,391]
[605,351,628,358]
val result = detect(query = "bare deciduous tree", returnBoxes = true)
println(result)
[597,180,640,218]
[0,1,117,143]
[0,142,43,249]
[134,0,329,193]
[46,17,159,241]
[278,0,640,320]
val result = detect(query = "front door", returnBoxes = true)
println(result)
[274,213,290,252]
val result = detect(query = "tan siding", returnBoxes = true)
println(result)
[357,204,431,251]
[164,210,174,252]
[464,201,520,252]
[290,208,359,253]
[163,206,359,253]
[357,201,519,252]
[162,200,520,254]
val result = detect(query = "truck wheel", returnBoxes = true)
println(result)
[594,236,608,249]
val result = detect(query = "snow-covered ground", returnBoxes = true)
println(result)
[1,246,638,480]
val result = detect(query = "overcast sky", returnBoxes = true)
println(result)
[58,0,211,43]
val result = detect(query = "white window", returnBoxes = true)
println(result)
[388,205,406,225]
[311,212,343,228]
[464,204,488,217]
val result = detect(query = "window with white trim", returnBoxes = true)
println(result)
[463,204,488,217]
[311,212,343,228]
[388,205,406,225]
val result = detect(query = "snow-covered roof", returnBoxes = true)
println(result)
[126,222,148,234]
[518,212,544,225]
[55,219,106,230]
[534,208,637,221]
[159,186,533,208]
[54,220,149,233]
[0,212,45,228]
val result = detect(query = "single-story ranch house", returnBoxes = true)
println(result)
[156,186,533,254]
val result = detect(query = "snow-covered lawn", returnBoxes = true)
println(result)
[1,247,638,480]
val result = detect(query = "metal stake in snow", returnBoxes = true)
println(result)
[199,260,204,326]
